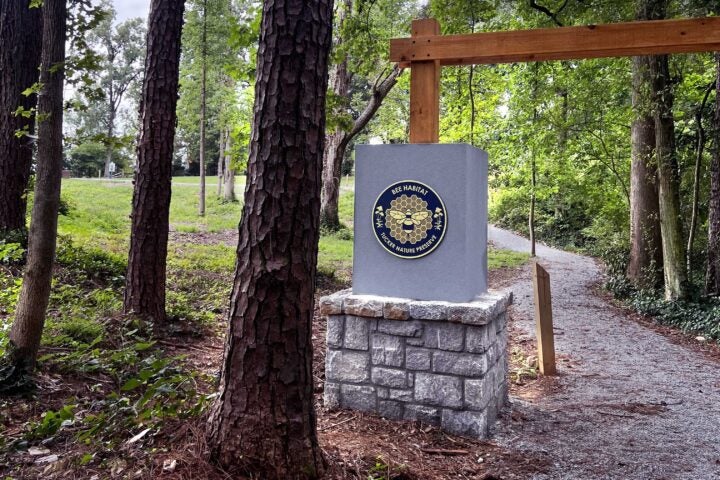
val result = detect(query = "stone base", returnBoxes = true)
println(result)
[320,289,512,438]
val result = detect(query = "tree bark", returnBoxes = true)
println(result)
[217,128,225,197]
[222,129,235,202]
[198,0,207,216]
[707,53,720,295]
[124,0,185,323]
[319,65,401,229]
[650,53,688,300]
[0,1,43,237]
[206,0,333,476]
[7,0,66,371]
[627,55,662,287]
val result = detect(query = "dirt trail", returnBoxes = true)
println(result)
[489,226,720,480]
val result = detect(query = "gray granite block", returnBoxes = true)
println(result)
[344,295,384,317]
[344,316,369,350]
[372,367,407,388]
[324,382,340,408]
[383,298,411,320]
[414,372,463,408]
[464,379,493,410]
[326,350,370,383]
[377,319,423,337]
[433,351,488,377]
[441,409,488,438]
[388,388,414,402]
[404,404,441,425]
[410,300,449,320]
[327,316,344,348]
[370,333,404,367]
[378,400,404,419]
[406,347,432,371]
[341,384,377,411]
[465,325,490,353]
[423,322,465,351]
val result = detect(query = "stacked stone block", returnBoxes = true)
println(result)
[321,289,512,438]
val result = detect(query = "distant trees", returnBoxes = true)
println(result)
[124,0,185,323]
[0,1,43,238]
[319,0,416,230]
[206,0,333,475]
[5,0,67,375]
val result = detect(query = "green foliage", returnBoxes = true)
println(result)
[26,405,76,440]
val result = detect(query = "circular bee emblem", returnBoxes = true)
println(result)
[372,180,447,259]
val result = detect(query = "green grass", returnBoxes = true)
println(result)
[488,246,530,270]
[57,175,527,279]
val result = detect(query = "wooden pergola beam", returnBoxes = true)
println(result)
[391,17,720,67]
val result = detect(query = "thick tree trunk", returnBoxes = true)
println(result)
[0,1,43,237]
[319,66,401,230]
[198,0,207,216]
[222,130,235,202]
[7,0,66,371]
[627,55,662,287]
[650,53,688,300]
[124,0,185,323]
[707,54,720,295]
[206,0,333,476]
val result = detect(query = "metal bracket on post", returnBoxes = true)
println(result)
[409,19,440,144]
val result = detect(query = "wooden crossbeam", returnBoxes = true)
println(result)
[391,17,720,67]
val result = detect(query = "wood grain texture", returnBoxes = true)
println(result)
[409,18,440,144]
[532,262,556,376]
[391,17,720,66]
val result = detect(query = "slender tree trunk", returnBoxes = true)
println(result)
[650,53,688,300]
[217,129,225,197]
[6,0,66,372]
[206,0,333,476]
[198,0,207,216]
[124,0,185,323]
[627,55,662,287]
[529,151,536,257]
[222,130,235,202]
[104,107,115,178]
[319,0,352,231]
[0,1,43,238]
[707,53,720,295]
[688,84,713,278]
[319,65,401,229]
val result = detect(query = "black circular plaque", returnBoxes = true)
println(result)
[372,180,447,259]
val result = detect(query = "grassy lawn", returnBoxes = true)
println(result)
[59,176,526,280]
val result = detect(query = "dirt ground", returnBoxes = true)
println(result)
[3,227,720,479]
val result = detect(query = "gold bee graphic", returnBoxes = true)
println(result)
[388,208,430,232]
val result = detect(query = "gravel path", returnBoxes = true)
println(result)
[489,226,720,480]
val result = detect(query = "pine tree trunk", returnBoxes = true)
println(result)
[198,0,207,216]
[7,0,66,371]
[124,0,185,323]
[707,53,720,295]
[222,130,235,202]
[650,53,688,300]
[206,0,333,476]
[0,1,43,237]
[627,55,662,287]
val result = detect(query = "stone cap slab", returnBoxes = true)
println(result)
[320,289,512,326]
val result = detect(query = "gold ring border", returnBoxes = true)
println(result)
[371,179,448,260]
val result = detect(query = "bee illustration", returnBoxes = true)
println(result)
[388,208,430,232]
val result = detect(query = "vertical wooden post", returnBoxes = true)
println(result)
[532,261,556,375]
[409,18,440,144]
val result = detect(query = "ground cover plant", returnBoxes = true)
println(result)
[0,177,529,479]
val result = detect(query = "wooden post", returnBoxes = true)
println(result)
[409,18,440,144]
[532,261,556,375]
